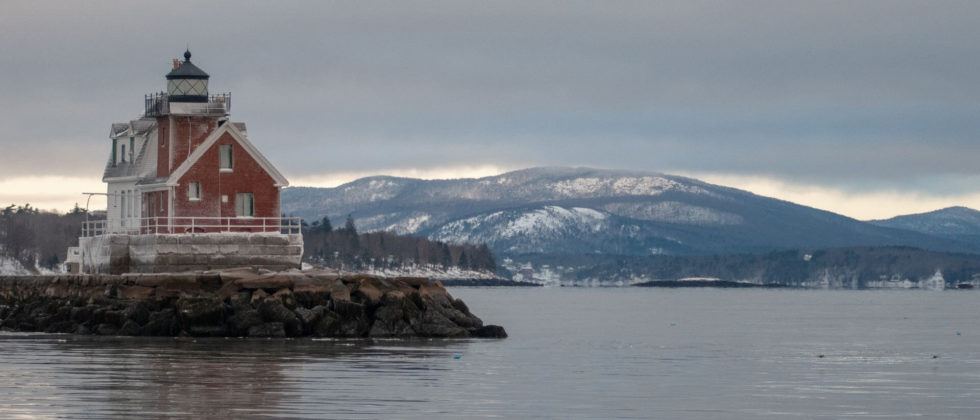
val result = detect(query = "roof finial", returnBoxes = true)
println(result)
[184,49,191,62]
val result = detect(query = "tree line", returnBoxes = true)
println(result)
[0,204,497,274]
[516,246,980,287]
[0,204,87,272]
[302,216,496,272]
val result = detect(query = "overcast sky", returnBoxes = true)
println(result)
[2,1,979,219]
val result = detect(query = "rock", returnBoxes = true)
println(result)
[103,310,126,327]
[229,290,252,309]
[188,325,227,337]
[248,322,286,338]
[45,320,76,334]
[292,284,332,308]
[70,306,93,323]
[311,309,341,337]
[415,310,470,338]
[236,273,296,290]
[143,309,177,336]
[271,288,296,309]
[294,307,319,330]
[368,293,415,338]
[227,309,263,336]
[353,281,383,307]
[117,285,154,300]
[329,281,350,302]
[122,301,151,325]
[471,325,508,338]
[214,281,241,300]
[118,320,141,335]
[258,300,300,336]
[176,298,226,327]
[391,277,430,288]
[250,289,268,305]
[331,299,364,317]
[96,323,118,336]
[0,271,505,339]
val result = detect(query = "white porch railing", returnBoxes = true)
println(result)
[82,216,302,237]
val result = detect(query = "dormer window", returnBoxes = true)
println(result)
[121,144,126,163]
[219,145,233,171]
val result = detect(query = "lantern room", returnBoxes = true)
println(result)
[166,50,209,102]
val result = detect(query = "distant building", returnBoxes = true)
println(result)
[74,51,302,274]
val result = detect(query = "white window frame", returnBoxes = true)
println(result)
[188,181,201,201]
[219,144,233,172]
[235,193,254,217]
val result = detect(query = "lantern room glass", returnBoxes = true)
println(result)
[167,79,208,97]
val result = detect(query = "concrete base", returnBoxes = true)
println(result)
[79,233,303,274]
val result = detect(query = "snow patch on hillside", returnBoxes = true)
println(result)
[603,201,743,225]
[385,213,431,234]
[430,206,611,253]
[549,176,711,198]
[501,206,607,238]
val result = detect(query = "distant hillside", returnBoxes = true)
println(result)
[283,167,980,258]
[511,247,980,288]
[870,206,980,243]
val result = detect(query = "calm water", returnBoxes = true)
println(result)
[1,288,979,419]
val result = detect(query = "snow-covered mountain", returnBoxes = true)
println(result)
[283,167,980,257]
[870,206,980,242]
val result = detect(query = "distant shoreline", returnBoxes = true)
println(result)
[633,280,792,288]
[440,278,542,287]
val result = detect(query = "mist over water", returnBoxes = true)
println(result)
[1,288,978,418]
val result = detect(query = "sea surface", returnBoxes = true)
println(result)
[1,288,978,419]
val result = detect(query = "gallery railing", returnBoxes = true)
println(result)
[82,216,302,237]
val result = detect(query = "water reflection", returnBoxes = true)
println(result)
[0,333,470,418]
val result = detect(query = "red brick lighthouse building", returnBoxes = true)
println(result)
[78,51,302,274]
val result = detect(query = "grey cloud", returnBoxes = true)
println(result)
[1,1,979,195]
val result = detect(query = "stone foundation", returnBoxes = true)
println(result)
[79,233,303,274]
[0,268,506,338]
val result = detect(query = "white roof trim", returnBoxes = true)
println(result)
[138,183,169,192]
[166,122,289,187]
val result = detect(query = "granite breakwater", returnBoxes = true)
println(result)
[0,268,506,338]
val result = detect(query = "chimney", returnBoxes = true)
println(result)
[173,59,180,69]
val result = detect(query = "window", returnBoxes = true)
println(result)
[188,182,201,201]
[219,145,233,171]
[127,190,133,217]
[111,139,117,166]
[121,144,126,163]
[129,137,135,163]
[120,191,127,220]
[235,193,254,217]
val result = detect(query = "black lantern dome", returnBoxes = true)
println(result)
[165,50,210,103]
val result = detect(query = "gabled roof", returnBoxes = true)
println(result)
[110,123,130,137]
[166,122,289,187]
[104,119,157,181]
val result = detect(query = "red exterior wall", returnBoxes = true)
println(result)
[171,116,218,173]
[156,117,169,177]
[156,115,218,177]
[173,132,281,232]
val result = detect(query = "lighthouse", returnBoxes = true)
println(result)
[77,51,302,274]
